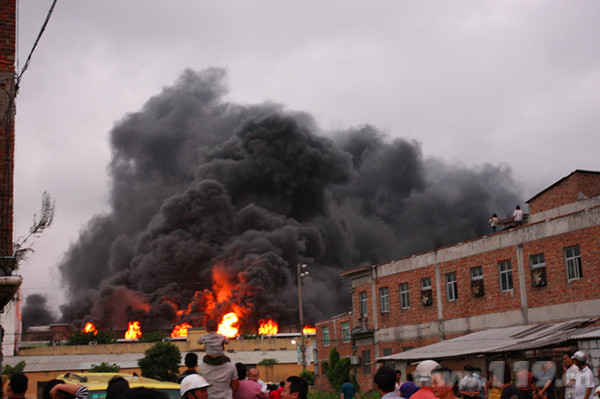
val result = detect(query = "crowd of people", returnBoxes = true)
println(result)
[3,322,598,399]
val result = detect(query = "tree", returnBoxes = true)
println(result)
[2,360,25,381]
[258,358,278,382]
[299,369,315,386]
[138,342,181,382]
[90,362,120,372]
[66,330,115,345]
[7,192,55,274]
[324,347,351,392]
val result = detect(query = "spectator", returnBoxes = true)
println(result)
[106,376,130,399]
[280,377,308,399]
[234,363,267,399]
[374,366,401,399]
[340,376,359,399]
[7,373,28,399]
[181,374,211,399]
[179,353,200,383]
[401,373,420,399]
[431,366,460,399]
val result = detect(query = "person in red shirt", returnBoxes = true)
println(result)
[412,360,441,399]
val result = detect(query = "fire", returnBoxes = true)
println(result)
[258,319,279,335]
[83,322,98,336]
[124,321,142,339]
[171,323,192,338]
[217,312,239,338]
[303,325,316,334]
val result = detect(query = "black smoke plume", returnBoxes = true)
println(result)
[27,68,521,331]
[22,294,57,330]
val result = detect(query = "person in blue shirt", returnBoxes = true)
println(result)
[340,377,359,399]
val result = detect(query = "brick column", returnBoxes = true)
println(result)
[0,0,16,270]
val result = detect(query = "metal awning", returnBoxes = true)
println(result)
[377,319,598,362]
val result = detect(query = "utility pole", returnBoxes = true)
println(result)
[297,263,308,369]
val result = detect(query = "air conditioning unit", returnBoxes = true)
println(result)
[88,341,97,346]
[350,356,361,365]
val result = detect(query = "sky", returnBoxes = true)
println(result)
[12,1,600,314]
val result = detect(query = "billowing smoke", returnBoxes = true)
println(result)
[22,294,57,329]
[28,68,522,331]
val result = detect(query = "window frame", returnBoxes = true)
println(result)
[564,246,582,281]
[379,287,390,314]
[399,282,410,309]
[498,260,513,292]
[359,291,368,317]
[322,326,330,346]
[341,321,350,343]
[445,271,458,302]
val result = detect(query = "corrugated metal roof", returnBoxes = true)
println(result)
[377,319,595,362]
[3,350,299,373]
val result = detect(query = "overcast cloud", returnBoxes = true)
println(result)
[12,1,600,313]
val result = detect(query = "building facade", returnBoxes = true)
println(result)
[315,170,600,391]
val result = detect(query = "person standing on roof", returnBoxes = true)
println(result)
[513,206,524,226]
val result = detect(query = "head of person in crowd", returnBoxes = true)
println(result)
[248,368,261,382]
[472,367,481,376]
[8,373,28,397]
[415,360,441,387]
[464,365,473,374]
[563,352,574,369]
[185,353,199,369]
[106,376,130,399]
[125,387,168,399]
[407,373,414,382]
[180,374,211,399]
[374,366,397,394]
[235,363,247,380]
[431,366,460,399]
[572,351,587,369]
[281,376,308,399]
[206,319,218,332]
[396,370,402,382]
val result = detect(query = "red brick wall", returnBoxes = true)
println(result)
[529,172,600,214]
[0,0,16,259]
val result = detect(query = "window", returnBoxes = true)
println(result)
[383,348,393,356]
[564,246,582,281]
[399,282,410,309]
[498,260,513,292]
[445,272,458,301]
[322,326,330,346]
[470,266,484,297]
[362,350,371,374]
[380,287,389,313]
[359,291,368,317]
[421,277,433,306]
[341,322,350,343]
[530,253,547,287]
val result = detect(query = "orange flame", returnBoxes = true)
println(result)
[124,321,142,339]
[83,322,98,336]
[217,312,239,338]
[258,319,279,335]
[171,323,192,338]
[303,325,316,334]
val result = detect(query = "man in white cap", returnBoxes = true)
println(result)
[571,351,594,399]
[181,374,211,399]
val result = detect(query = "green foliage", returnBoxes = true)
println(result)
[350,374,360,393]
[2,361,26,379]
[138,342,181,382]
[90,362,120,372]
[308,393,338,399]
[138,331,166,343]
[66,330,115,345]
[258,358,279,366]
[300,369,315,386]
[325,348,351,392]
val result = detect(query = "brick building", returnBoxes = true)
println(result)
[315,170,600,391]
